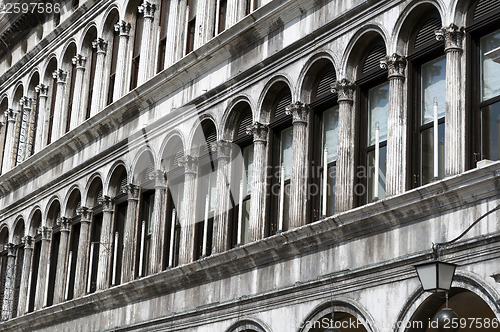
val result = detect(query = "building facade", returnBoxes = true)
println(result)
[0,0,499,331]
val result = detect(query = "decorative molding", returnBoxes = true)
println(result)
[138,1,156,19]
[435,24,465,52]
[52,69,67,84]
[114,21,131,36]
[331,79,355,103]
[246,122,268,143]
[72,54,86,68]
[179,155,198,174]
[380,53,406,79]
[34,84,48,97]
[285,101,310,125]
[92,38,108,54]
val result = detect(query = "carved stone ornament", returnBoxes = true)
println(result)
[179,155,198,174]
[138,1,156,18]
[77,206,92,222]
[22,235,34,249]
[72,54,87,68]
[92,38,108,54]
[246,121,268,143]
[380,53,406,79]
[57,217,71,232]
[35,84,49,97]
[52,69,67,83]
[435,24,465,52]
[124,184,140,199]
[115,21,132,36]
[331,79,355,103]
[285,101,310,125]
[215,140,233,160]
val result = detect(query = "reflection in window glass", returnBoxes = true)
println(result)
[280,126,293,180]
[481,29,500,101]
[368,83,389,145]
[367,146,387,202]
[323,106,339,163]
[421,55,446,124]
[421,123,445,184]
[243,145,253,196]
[481,101,500,161]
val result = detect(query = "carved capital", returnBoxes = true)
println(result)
[115,20,132,36]
[100,195,114,212]
[215,140,232,160]
[92,38,108,54]
[149,170,167,188]
[125,184,140,200]
[77,206,92,223]
[52,69,67,84]
[35,83,49,97]
[179,155,198,175]
[22,236,34,250]
[435,24,465,53]
[285,101,310,125]
[5,109,18,123]
[4,243,15,256]
[331,79,355,104]
[380,53,406,79]
[72,54,86,68]
[38,226,52,241]
[138,1,156,18]
[246,121,268,143]
[20,97,33,111]
[57,217,71,232]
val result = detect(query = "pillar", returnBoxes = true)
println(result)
[137,2,156,85]
[246,122,268,242]
[51,69,67,141]
[165,0,179,68]
[53,217,70,304]
[2,108,18,172]
[149,171,167,274]
[286,102,310,228]
[380,54,407,196]
[331,79,356,213]
[34,226,51,310]
[97,196,113,290]
[89,39,108,117]
[74,207,91,297]
[113,21,131,101]
[34,84,48,153]
[17,97,32,164]
[212,140,232,253]
[17,236,33,317]
[178,155,198,265]
[121,184,140,283]
[69,55,86,130]
[1,243,16,320]
[436,24,465,176]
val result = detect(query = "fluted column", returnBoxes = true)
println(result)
[17,236,33,317]
[197,0,210,45]
[96,196,113,290]
[16,97,32,164]
[246,122,268,242]
[89,39,108,117]
[69,55,86,130]
[51,69,67,141]
[74,207,91,297]
[149,171,167,274]
[332,79,356,213]
[227,0,239,27]
[113,21,131,101]
[165,0,179,67]
[53,217,70,304]
[436,24,465,176]
[34,84,48,153]
[121,184,140,283]
[380,54,407,196]
[2,109,18,172]
[1,244,16,320]
[212,141,232,253]
[137,2,156,85]
[34,226,51,310]
[286,102,310,228]
[178,155,198,265]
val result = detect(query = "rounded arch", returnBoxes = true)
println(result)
[45,197,61,228]
[28,208,42,237]
[63,185,82,218]
[59,39,78,64]
[42,55,58,85]
[131,149,156,186]
[78,21,98,52]
[188,115,218,156]
[100,4,121,36]
[0,225,9,248]
[222,99,254,141]
[297,50,338,103]
[12,82,24,106]
[160,132,185,172]
[451,0,476,27]
[298,298,378,332]
[257,75,294,124]
[12,216,25,244]
[107,162,128,197]
[221,95,255,140]
[225,318,271,332]
[27,70,41,99]
[393,0,445,55]
[123,0,142,21]
[85,174,104,207]
[342,24,389,81]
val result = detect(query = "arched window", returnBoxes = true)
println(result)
[109,166,127,286]
[82,27,98,120]
[0,227,9,313]
[65,189,81,299]
[45,58,58,145]
[27,72,40,158]
[0,97,9,174]
[87,179,103,293]
[62,43,77,133]
[103,9,120,106]
[11,220,25,318]
[13,85,24,166]
[46,200,60,307]
[27,210,41,312]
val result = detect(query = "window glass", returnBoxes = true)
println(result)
[280,127,293,180]
[421,55,446,124]
[421,123,445,183]
[481,101,500,161]
[322,106,339,163]
[367,146,387,202]
[481,29,500,101]
[209,171,217,211]
[367,82,389,145]
[243,144,253,196]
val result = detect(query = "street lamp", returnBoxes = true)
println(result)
[414,260,457,292]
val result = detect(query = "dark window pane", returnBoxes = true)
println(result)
[481,101,500,161]
[420,123,445,184]
[481,28,500,101]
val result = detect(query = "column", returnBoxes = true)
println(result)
[331,79,356,213]
[1,244,16,320]
[17,236,33,317]
[52,217,70,304]
[17,97,32,164]
[197,0,210,45]
[89,39,108,117]
[149,171,167,274]
[51,69,67,141]
[74,207,91,297]
[34,84,48,153]
[246,122,268,242]
[113,21,131,101]
[2,109,18,172]
[34,226,51,310]
[165,0,179,68]
[212,140,232,253]
[97,196,113,290]
[121,184,140,283]
[226,0,239,27]
[435,24,465,176]
[380,54,407,196]
[137,2,156,85]
[178,155,198,265]
[286,102,310,229]
[69,55,86,130]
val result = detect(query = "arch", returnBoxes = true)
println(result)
[12,82,24,107]
[28,208,42,237]
[0,225,9,248]
[131,149,156,185]
[393,0,445,55]
[85,174,104,207]
[123,0,143,21]
[78,21,98,52]
[160,132,185,172]
[297,51,338,103]
[298,298,378,332]
[42,56,58,86]
[107,162,128,197]
[188,115,218,156]
[223,99,254,141]
[45,197,61,228]
[0,93,8,107]
[257,74,294,123]
[27,70,40,99]
[100,5,121,37]
[59,39,78,64]
[12,216,25,244]
[342,24,389,81]
[451,0,475,27]
[63,185,82,218]
[225,318,271,332]
[220,95,255,140]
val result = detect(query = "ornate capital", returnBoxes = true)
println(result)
[35,83,49,97]
[38,226,52,241]
[22,235,34,250]
[331,79,355,104]
[246,121,268,143]
[435,24,465,53]
[77,206,92,223]
[149,170,167,188]
[92,38,108,54]
[20,97,33,111]
[4,243,15,256]
[72,54,86,68]
[5,109,18,123]
[138,1,156,18]
[52,69,67,83]
[101,195,114,212]
[179,155,198,175]
[57,217,71,232]
[215,140,232,160]
[115,20,132,36]
[285,101,310,125]
[125,184,140,200]
[380,53,406,79]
